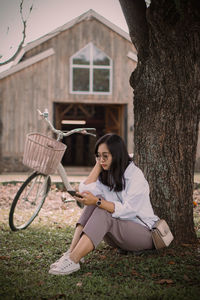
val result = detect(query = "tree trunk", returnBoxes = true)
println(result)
[120,0,200,243]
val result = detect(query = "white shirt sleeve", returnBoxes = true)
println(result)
[78,162,158,227]
[79,179,103,197]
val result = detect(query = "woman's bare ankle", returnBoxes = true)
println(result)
[69,252,80,264]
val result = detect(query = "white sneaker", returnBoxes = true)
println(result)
[49,256,80,275]
[50,250,85,269]
[50,250,70,269]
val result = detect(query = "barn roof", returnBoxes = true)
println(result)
[0,9,136,80]
[24,9,131,52]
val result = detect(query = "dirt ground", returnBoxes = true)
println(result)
[0,182,200,232]
[0,183,82,228]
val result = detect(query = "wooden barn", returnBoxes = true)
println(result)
[1,9,199,172]
[0,10,137,171]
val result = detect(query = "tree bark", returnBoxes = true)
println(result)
[120,0,200,243]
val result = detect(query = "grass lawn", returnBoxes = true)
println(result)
[0,179,200,300]
[0,222,200,300]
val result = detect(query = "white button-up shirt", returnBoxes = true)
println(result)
[79,162,159,229]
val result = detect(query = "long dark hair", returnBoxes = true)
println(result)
[95,133,132,192]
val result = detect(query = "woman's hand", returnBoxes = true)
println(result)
[75,191,115,213]
[74,191,98,206]
[95,157,102,170]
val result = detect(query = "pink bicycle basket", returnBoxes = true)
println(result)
[23,133,67,175]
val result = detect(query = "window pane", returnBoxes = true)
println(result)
[73,68,89,91]
[73,46,90,65]
[93,69,110,92]
[93,45,110,66]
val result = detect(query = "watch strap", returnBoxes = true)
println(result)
[96,197,102,206]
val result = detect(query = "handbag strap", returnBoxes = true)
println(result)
[115,192,122,203]
[136,215,151,230]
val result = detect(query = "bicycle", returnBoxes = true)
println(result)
[9,109,96,231]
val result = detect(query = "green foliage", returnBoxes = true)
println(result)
[0,223,200,300]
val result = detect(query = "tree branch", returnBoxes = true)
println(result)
[0,0,33,66]
[119,0,149,56]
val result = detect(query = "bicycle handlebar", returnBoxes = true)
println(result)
[37,109,96,139]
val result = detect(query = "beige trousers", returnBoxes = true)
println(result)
[77,205,154,251]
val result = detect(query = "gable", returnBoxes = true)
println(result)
[0,9,137,80]
[24,9,132,53]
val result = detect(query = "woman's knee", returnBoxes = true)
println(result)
[76,205,96,227]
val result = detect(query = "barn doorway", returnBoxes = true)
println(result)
[54,103,127,166]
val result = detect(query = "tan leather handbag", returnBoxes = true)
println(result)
[136,216,174,249]
[151,219,174,249]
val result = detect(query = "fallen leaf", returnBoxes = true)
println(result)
[0,256,10,260]
[168,261,175,265]
[100,255,106,260]
[131,268,140,277]
[83,272,92,277]
[37,281,44,286]
[181,244,191,247]
[193,200,197,207]
[76,282,82,287]
[157,279,174,284]
[183,274,190,281]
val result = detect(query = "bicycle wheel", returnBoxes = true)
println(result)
[9,172,51,231]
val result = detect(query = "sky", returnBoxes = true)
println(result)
[0,0,129,70]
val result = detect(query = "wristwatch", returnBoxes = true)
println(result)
[96,197,102,207]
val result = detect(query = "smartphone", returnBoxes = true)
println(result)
[68,190,84,198]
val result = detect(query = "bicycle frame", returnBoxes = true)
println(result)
[9,109,96,231]
[38,108,96,195]
[57,163,74,192]
[24,175,49,203]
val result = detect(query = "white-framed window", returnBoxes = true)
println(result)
[70,43,112,94]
